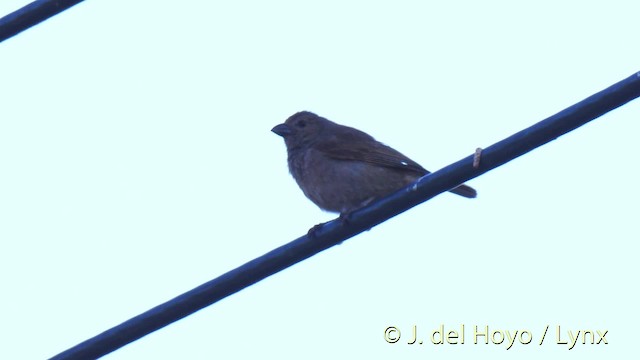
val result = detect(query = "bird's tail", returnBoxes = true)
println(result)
[449,184,477,198]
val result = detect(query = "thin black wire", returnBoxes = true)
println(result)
[49,72,640,359]
[0,0,85,42]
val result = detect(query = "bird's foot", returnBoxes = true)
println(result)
[339,211,372,231]
[307,222,327,239]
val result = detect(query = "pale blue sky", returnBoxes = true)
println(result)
[1,1,638,359]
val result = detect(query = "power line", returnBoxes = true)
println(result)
[0,0,86,43]
[49,71,640,359]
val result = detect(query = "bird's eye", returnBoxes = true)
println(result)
[296,120,306,128]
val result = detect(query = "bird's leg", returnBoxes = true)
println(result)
[339,211,374,233]
[308,213,350,237]
[306,220,346,243]
[338,211,353,225]
[338,196,376,227]
[339,204,365,226]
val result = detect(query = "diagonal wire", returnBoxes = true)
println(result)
[0,0,86,43]
[49,72,640,359]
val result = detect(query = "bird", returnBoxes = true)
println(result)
[272,111,476,215]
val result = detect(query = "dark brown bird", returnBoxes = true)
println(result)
[272,111,476,215]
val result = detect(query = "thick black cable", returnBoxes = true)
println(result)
[0,0,85,43]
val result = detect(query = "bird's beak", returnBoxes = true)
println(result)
[271,123,292,137]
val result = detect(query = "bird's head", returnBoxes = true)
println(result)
[271,111,329,150]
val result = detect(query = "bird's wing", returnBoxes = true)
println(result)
[315,135,428,175]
